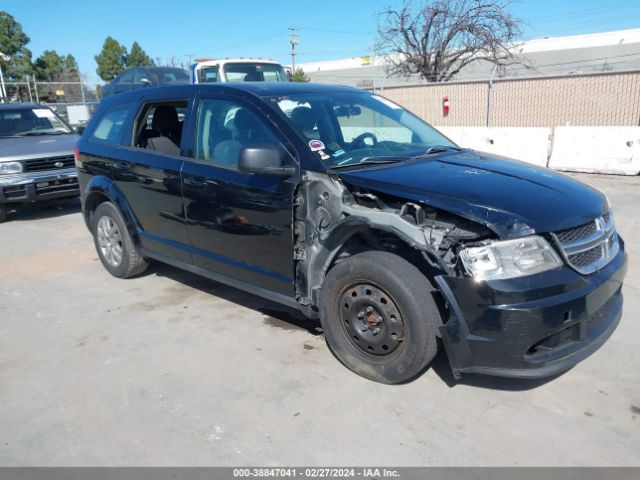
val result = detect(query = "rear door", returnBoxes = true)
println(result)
[180,93,299,296]
[112,97,193,263]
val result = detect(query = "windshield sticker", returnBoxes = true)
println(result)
[33,109,55,118]
[320,152,331,160]
[337,157,354,165]
[372,95,402,110]
[309,139,325,151]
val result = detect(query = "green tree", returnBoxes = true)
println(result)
[34,49,65,80]
[0,11,33,80]
[64,54,80,81]
[291,68,310,82]
[126,41,154,67]
[94,36,127,81]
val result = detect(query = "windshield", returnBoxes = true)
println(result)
[149,68,190,84]
[0,107,73,137]
[271,91,456,168]
[223,63,288,82]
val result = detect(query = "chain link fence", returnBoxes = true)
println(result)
[0,77,102,125]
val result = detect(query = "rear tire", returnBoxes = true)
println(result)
[93,202,147,278]
[319,251,440,384]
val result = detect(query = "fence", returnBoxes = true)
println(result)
[0,78,101,124]
[377,70,640,128]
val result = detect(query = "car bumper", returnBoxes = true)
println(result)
[0,168,79,204]
[435,238,628,379]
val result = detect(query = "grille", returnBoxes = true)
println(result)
[553,213,619,275]
[569,246,604,268]
[555,222,597,244]
[24,155,75,172]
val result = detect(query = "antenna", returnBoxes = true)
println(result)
[288,27,299,71]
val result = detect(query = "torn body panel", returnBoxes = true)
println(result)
[293,170,490,315]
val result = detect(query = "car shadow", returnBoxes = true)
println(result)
[144,262,567,390]
[149,262,323,336]
[429,345,569,391]
[7,197,81,222]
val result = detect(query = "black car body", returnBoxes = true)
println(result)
[75,83,627,384]
[0,103,80,222]
[101,67,190,98]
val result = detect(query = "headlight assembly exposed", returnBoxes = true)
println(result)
[0,162,23,175]
[459,236,563,281]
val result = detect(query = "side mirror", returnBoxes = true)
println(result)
[238,144,295,177]
[74,125,86,134]
[139,78,152,86]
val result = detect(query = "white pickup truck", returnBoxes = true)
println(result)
[190,58,289,83]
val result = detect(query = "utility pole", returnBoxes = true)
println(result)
[288,27,299,72]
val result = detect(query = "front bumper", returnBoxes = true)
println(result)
[0,168,79,204]
[436,239,628,379]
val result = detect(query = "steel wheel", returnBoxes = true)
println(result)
[339,282,406,356]
[96,215,123,268]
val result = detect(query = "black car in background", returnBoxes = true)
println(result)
[101,66,190,98]
[75,83,627,384]
[0,103,80,222]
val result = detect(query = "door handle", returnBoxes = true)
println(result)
[183,176,207,188]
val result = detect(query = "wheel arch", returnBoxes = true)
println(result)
[302,219,445,311]
[83,175,141,244]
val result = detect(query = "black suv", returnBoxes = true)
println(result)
[76,83,627,384]
[101,67,190,98]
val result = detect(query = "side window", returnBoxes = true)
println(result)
[199,66,219,83]
[90,104,131,143]
[134,68,149,84]
[115,70,133,85]
[195,99,281,169]
[132,100,189,156]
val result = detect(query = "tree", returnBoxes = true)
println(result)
[291,68,310,82]
[34,50,65,80]
[126,41,154,67]
[376,0,522,82]
[95,36,127,81]
[34,50,82,102]
[0,11,33,81]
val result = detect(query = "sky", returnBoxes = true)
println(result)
[2,0,640,83]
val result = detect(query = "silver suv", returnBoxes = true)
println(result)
[0,103,80,222]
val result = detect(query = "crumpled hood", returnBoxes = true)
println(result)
[0,134,80,162]
[337,150,607,238]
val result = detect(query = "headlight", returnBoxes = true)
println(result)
[459,235,563,281]
[0,162,23,175]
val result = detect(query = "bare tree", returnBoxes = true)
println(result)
[376,0,523,82]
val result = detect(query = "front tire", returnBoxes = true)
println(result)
[319,251,440,384]
[92,202,147,278]
[0,205,6,223]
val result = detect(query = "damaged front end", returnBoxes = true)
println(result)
[294,170,627,379]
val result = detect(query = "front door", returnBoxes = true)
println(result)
[181,95,298,296]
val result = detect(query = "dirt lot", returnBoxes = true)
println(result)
[0,173,638,466]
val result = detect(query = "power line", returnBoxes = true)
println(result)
[526,0,639,22]
[297,26,373,36]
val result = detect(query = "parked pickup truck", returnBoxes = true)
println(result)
[190,58,289,83]
[0,103,80,222]
[75,83,627,384]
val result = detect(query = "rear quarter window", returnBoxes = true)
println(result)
[90,104,133,144]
